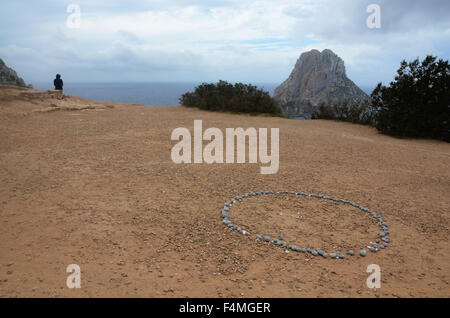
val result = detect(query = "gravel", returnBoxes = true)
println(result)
[220,190,390,261]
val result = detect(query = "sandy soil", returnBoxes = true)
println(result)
[0,85,449,298]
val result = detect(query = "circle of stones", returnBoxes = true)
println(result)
[221,190,391,259]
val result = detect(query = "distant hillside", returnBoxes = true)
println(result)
[273,49,369,118]
[0,58,27,87]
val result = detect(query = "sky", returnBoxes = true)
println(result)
[1,0,449,88]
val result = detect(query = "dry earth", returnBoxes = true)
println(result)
[0,85,449,297]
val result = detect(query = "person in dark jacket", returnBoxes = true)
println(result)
[54,74,64,100]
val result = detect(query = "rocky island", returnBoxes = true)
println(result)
[0,58,27,87]
[274,49,369,118]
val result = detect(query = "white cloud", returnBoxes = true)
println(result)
[0,0,449,87]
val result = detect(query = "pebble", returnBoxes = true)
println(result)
[220,191,390,260]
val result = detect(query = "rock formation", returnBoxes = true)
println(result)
[0,58,27,87]
[273,49,369,118]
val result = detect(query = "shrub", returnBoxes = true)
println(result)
[372,55,449,141]
[180,80,282,115]
[312,100,376,126]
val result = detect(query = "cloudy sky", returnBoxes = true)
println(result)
[1,0,449,88]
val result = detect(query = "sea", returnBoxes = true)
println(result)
[32,82,281,107]
[31,82,375,120]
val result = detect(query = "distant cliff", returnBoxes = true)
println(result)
[0,58,27,87]
[273,49,368,118]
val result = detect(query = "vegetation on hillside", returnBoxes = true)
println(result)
[180,80,282,115]
[312,55,449,142]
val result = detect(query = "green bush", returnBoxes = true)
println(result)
[180,80,282,115]
[312,100,376,126]
[312,55,449,142]
[372,55,449,141]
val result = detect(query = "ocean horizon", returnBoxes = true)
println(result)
[32,82,375,107]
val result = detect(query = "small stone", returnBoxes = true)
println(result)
[347,250,355,256]
[264,236,271,242]
[279,235,284,240]
[330,253,337,258]
[285,250,289,254]
[256,235,263,240]
[322,253,328,258]
[360,250,367,257]
[312,250,318,256]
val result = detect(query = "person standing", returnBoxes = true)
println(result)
[54,74,64,100]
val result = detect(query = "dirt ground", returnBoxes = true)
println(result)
[0,85,449,297]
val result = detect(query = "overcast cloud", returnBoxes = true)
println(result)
[1,0,449,88]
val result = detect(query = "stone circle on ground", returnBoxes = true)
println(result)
[221,190,390,259]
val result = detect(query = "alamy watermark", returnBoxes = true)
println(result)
[366,264,381,289]
[66,264,81,288]
[67,4,81,29]
[170,120,279,174]
[366,4,381,29]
